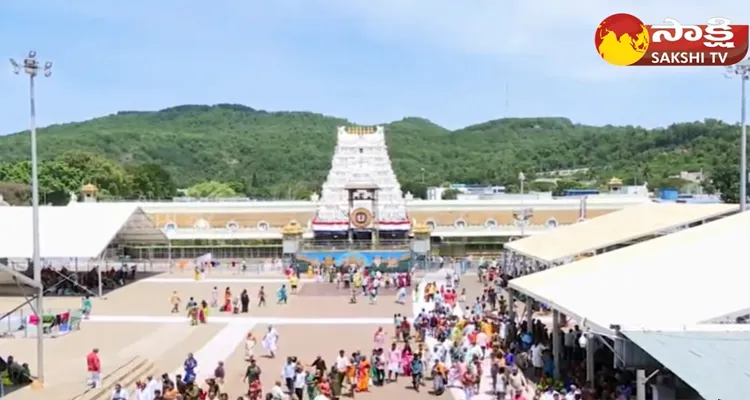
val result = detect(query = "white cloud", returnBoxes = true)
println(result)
[317,0,748,81]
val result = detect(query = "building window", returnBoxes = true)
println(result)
[425,219,436,230]
[485,219,497,228]
[227,221,239,231]
[164,222,177,231]
[546,218,558,228]
[257,221,270,231]
[455,219,466,228]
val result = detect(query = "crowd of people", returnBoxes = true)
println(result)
[468,264,642,399]
[169,284,289,325]
[0,355,32,391]
[38,265,137,295]
[77,256,644,400]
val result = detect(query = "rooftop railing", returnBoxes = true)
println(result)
[301,240,411,251]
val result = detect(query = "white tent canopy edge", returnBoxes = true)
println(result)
[0,203,167,285]
[509,210,750,336]
[506,203,738,264]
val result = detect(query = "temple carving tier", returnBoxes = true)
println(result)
[311,126,410,240]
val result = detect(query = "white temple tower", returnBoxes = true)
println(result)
[312,125,410,239]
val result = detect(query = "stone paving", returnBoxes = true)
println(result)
[0,273,422,400]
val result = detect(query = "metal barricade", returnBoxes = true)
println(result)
[0,307,77,338]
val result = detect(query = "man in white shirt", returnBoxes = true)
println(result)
[269,380,287,399]
[565,385,580,400]
[110,383,129,400]
[498,320,508,343]
[530,342,546,377]
[335,350,350,372]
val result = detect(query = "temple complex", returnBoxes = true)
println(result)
[64,125,652,260]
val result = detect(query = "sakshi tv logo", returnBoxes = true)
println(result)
[595,13,749,66]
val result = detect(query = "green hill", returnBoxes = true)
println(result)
[0,104,742,202]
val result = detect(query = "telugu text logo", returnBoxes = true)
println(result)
[595,13,749,66]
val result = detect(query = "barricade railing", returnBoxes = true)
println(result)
[0,307,81,338]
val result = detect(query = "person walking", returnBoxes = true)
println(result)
[87,348,101,388]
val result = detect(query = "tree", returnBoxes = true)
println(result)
[225,180,248,196]
[400,181,427,199]
[552,180,585,196]
[185,181,238,198]
[0,104,742,194]
[55,151,131,197]
[708,163,740,203]
[0,182,30,205]
[529,181,556,192]
[127,163,177,199]
[441,189,460,200]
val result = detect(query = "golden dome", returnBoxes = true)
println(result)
[411,223,431,235]
[81,183,99,193]
[607,177,623,186]
[282,222,303,236]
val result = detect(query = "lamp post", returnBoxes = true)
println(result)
[518,171,526,194]
[10,51,52,384]
[726,58,749,211]
[420,168,425,185]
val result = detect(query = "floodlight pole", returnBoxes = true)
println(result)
[726,59,749,211]
[742,70,748,211]
[10,51,52,385]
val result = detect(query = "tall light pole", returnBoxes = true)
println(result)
[10,51,52,384]
[518,171,526,194]
[726,58,749,211]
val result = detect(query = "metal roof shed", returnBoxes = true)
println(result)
[505,203,737,263]
[622,326,750,400]
[509,211,750,335]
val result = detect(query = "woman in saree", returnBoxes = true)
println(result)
[345,361,357,395]
[277,285,288,304]
[221,287,232,312]
[188,305,198,326]
[328,367,342,399]
[199,300,208,324]
[183,353,198,383]
[305,370,318,400]
[400,344,413,377]
[355,357,370,392]
[317,374,332,399]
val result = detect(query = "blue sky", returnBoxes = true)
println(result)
[0,0,747,134]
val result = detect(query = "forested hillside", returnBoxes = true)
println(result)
[0,104,743,203]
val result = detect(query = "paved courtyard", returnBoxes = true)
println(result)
[0,273,437,400]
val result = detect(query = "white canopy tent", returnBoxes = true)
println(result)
[509,210,750,335]
[0,203,166,285]
[505,203,737,263]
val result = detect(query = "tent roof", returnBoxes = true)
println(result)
[0,203,166,259]
[505,203,737,263]
[509,211,750,334]
[622,328,750,400]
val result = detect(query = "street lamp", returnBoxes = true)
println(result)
[518,171,526,194]
[725,58,749,211]
[10,51,52,384]
[420,168,425,185]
